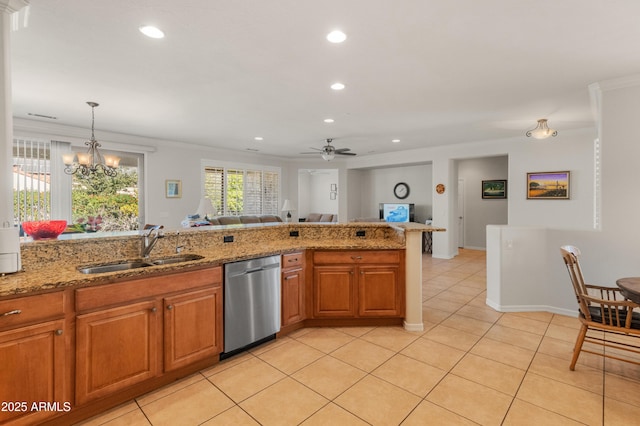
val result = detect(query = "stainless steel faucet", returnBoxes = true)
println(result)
[141,225,164,258]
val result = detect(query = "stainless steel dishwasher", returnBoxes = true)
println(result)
[222,255,281,358]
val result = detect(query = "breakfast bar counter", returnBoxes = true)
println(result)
[0,222,417,297]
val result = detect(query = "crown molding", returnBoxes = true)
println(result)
[0,0,28,14]
[594,73,640,91]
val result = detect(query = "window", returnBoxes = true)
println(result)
[13,138,51,224]
[203,163,280,216]
[13,137,145,231]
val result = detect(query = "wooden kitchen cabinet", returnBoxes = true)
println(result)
[313,265,357,317]
[312,250,404,319]
[0,291,70,425]
[75,299,161,405]
[281,252,305,327]
[358,265,402,317]
[164,286,223,371]
[74,266,223,405]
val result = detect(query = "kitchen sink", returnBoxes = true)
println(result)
[78,261,154,274]
[78,254,204,274]
[150,254,204,265]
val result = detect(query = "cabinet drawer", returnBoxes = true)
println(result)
[282,252,304,269]
[313,250,400,265]
[0,291,65,331]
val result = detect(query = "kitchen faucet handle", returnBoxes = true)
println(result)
[175,231,185,253]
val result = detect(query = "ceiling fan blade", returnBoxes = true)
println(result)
[334,148,351,153]
[336,152,357,156]
[307,147,323,151]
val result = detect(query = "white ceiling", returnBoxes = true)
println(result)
[10,0,640,159]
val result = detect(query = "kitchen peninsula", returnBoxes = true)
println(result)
[0,221,442,425]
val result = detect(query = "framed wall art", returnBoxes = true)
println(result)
[527,171,570,199]
[482,180,507,199]
[165,180,182,198]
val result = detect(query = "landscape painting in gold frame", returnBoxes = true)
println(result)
[527,171,570,199]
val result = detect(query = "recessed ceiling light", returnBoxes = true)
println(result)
[331,82,345,91]
[326,30,347,43]
[254,136,264,141]
[324,118,335,123]
[392,139,400,143]
[139,25,165,39]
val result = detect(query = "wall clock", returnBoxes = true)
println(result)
[394,182,410,199]
[435,183,445,194]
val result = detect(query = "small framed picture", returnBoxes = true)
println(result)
[330,183,337,191]
[166,180,182,198]
[482,180,507,199]
[330,191,337,200]
[527,171,570,199]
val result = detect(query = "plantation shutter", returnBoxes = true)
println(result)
[263,171,279,215]
[226,169,243,216]
[204,167,224,216]
[203,165,280,216]
[13,138,52,222]
[244,170,262,215]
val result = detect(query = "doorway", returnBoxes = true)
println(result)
[457,178,464,248]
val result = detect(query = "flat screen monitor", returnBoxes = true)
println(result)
[379,203,415,223]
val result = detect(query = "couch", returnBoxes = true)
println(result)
[207,215,283,225]
[304,213,337,222]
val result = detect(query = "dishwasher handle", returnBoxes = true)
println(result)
[228,262,280,278]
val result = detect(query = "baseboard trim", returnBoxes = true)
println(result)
[403,321,424,332]
[486,299,577,317]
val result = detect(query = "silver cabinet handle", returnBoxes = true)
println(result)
[151,307,157,313]
[55,329,63,336]
[2,309,21,317]
[167,305,173,310]
[351,256,362,260]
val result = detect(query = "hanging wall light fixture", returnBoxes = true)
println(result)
[526,119,558,139]
[63,102,120,177]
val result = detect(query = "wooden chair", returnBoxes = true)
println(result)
[560,245,640,370]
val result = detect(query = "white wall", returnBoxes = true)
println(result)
[357,164,433,222]
[13,118,294,230]
[297,169,338,219]
[458,156,508,249]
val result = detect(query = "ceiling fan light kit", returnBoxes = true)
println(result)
[301,138,357,161]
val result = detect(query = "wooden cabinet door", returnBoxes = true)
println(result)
[313,266,356,318]
[0,319,69,424]
[282,268,305,326]
[164,287,223,372]
[358,265,403,317]
[76,300,161,405]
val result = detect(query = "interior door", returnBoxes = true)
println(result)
[457,178,464,248]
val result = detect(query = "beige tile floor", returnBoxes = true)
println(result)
[77,249,640,425]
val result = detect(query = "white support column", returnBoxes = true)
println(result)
[0,0,28,226]
[402,226,424,332]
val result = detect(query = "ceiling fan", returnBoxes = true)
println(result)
[301,138,356,161]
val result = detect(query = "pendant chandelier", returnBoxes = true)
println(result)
[63,102,120,177]
[526,119,558,139]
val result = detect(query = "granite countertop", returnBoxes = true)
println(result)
[0,223,414,298]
